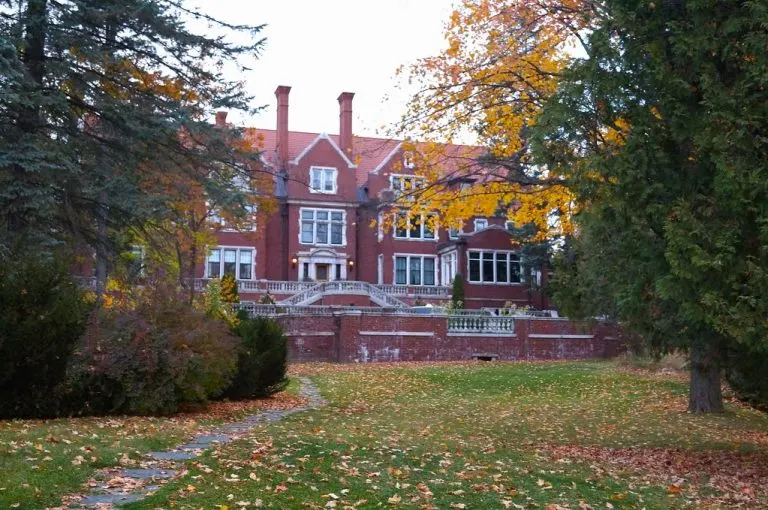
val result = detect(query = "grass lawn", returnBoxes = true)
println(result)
[0,391,304,509]
[115,361,767,510]
[3,361,768,509]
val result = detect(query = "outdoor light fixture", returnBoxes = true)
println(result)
[291,256,298,268]
[348,259,355,271]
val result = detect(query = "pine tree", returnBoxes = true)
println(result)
[538,0,768,412]
[0,1,268,269]
[451,274,465,309]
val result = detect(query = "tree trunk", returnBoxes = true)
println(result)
[689,338,724,413]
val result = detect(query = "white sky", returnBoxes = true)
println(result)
[193,0,457,137]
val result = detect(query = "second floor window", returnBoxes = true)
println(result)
[474,218,488,232]
[310,166,337,194]
[300,208,345,245]
[390,174,424,194]
[394,212,436,240]
[207,247,253,280]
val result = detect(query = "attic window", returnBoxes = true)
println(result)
[403,151,415,169]
[310,166,337,194]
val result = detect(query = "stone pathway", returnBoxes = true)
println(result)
[68,377,324,508]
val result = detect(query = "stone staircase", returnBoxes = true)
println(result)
[279,280,408,307]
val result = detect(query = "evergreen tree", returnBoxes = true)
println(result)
[451,274,465,309]
[537,0,768,412]
[0,1,267,274]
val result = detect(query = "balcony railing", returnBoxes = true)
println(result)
[447,315,516,335]
[374,284,451,297]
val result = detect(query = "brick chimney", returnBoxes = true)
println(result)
[275,85,291,167]
[215,111,227,128]
[337,92,354,156]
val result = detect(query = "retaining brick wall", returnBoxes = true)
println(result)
[273,312,624,362]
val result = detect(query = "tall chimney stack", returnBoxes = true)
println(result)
[215,111,228,128]
[275,85,291,167]
[338,92,354,156]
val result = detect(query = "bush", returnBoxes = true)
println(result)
[451,274,465,309]
[0,254,91,418]
[224,315,288,399]
[726,343,768,411]
[220,273,240,303]
[68,286,238,415]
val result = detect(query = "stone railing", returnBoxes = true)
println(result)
[236,303,440,317]
[374,284,451,297]
[190,278,317,294]
[481,307,559,318]
[447,315,516,335]
[279,281,407,307]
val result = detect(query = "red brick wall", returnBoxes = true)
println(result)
[273,312,624,363]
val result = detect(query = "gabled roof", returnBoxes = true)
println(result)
[244,128,486,187]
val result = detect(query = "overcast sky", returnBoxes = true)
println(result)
[192,0,456,137]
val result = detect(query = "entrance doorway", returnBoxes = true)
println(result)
[315,263,330,281]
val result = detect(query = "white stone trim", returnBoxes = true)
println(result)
[528,334,594,339]
[360,331,434,337]
[290,133,357,168]
[285,331,335,336]
[372,142,403,174]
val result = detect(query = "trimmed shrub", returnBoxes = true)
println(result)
[224,315,288,399]
[726,343,768,411]
[68,286,238,415]
[451,273,465,309]
[0,254,91,418]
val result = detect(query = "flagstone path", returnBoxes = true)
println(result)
[67,377,324,508]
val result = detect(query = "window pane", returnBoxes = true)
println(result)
[409,215,421,238]
[496,253,508,283]
[302,262,310,279]
[331,222,343,244]
[469,258,480,282]
[395,213,408,237]
[482,252,494,282]
[207,249,221,278]
[395,257,407,284]
[331,211,343,221]
[301,210,314,220]
[392,177,402,190]
[335,264,342,280]
[311,170,321,190]
[424,216,435,239]
[316,211,328,221]
[223,249,237,276]
[510,253,521,282]
[316,222,328,244]
[409,256,421,285]
[239,250,252,280]
[423,258,435,286]
[301,221,314,243]
[475,219,487,231]
[324,169,335,191]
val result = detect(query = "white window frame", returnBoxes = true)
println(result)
[467,249,523,285]
[392,254,438,286]
[474,218,488,232]
[403,152,415,169]
[393,212,438,241]
[448,223,464,240]
[441,251,458,286]
[505,220,515,231]
[389,174,424,193]
[309,166,338,194]
[205,246,256,280]
[299,207,346,246]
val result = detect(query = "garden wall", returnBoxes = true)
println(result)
[276,311,624,362]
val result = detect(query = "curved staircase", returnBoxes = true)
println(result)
[279,281,407,307]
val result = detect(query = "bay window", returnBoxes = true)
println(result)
[394,255,437,286]
[468,250,522,284]
[206,247,254,280]
[300,208,345,246]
